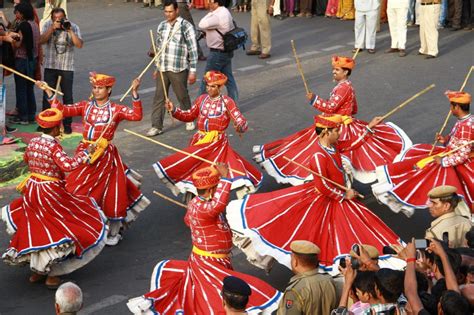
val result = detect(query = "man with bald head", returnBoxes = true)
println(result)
[55,282,83,315]
[277,240,337,315]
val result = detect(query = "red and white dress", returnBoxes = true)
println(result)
[372,114,474,217]
[229,136,402,274]
[127,178,281,314]
[1,134,106,276]
[50,97,150,224]
[254,80,412,185]
[154,94,262,198]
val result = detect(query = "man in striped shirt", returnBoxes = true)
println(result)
[147,0,199,137]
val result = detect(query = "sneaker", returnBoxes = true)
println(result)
[186,122,195,131]
[146,127,163,137]
[63,125,72,134]
[6,125,17,133]
[105,234,122,246]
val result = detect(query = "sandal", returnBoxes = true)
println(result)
[45,276,62,290]
[29,273,46,283]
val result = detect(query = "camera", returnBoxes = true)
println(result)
[196,30,205,42]
[11,34,20,41]
[415,239,430,249]
[339,256,360,270]
[60,18,71,31]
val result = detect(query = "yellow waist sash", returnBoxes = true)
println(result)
[195,130,222,145]
[192,245,229,258]
[82,138,109,164]
[16,173,60,193]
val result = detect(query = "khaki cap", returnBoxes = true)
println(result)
[290,240,320,255]
[350,244,379,259]
[428,185,457,199]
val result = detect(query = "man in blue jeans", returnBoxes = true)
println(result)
[198,0,239,102]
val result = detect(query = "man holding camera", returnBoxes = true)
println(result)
[40,7,82,134]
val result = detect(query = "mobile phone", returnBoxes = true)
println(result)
[442,232,449,244]
[339,257,346,269]
[415,239,428,249]
[351,244,360,255]
[382,245,397,255]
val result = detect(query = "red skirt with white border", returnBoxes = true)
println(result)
[127,252,281,314]
[154,134,262,198]
[254,119,412,185]
[1,178,107,276]
[66,143,150,223]
[372,144,473,217]
[226,182,405,275]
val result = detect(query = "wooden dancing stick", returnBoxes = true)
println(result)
[153,191,187,209]
[282,156,364,199]
[381,84,435,120]
[352,48,360,60]
[429,66,473,155]
[124,128,246,175]
[0,64,64,95]
[53,76,62,99]
[440,140,474,157]
[290,40,311,95]
[119,26,180,102]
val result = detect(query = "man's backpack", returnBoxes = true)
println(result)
[216,21,248,52]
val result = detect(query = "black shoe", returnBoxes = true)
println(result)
[6,125,17,133]
[63,125,73,134]
[425,54,436,59]
[274,15,285,20]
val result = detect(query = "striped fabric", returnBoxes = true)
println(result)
[127,252,281,314]
[66,143,150,222]
[227,141,401,272]
[1,136,106,275]
[372,143,473,217]
[254,119,412,185]
[154,134,262,197]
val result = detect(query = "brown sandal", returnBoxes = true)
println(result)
[29,273,46,283]
[45,276,62,290]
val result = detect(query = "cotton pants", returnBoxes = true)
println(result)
[419,4,440,56]
[387,7,409,49]
[354,9,378,49]
[273,0,282,15]
[250,0,272,54]
[151,70,191,130]
[450,0,463,26]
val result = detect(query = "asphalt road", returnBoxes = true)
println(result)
[0,0,473,314]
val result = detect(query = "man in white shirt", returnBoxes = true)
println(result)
[354,0,380,53]
[198,0,239,102]
[385,0,409,56]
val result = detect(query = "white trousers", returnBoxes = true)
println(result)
[273,0,282,16]
[419,4,440,56]
[354,9,379,49]
[387,7,409,49]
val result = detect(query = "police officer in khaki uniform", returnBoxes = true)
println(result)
[425,185,472,248]
[277,240,337,315]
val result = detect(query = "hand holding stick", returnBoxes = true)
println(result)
[290,40,311,95]
[282,156,364,199]
[429,66,473,156]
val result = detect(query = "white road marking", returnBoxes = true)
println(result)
[266,57,291,65]
[322,45,345,51]
[79,295,128,314]
[237,64,265,71]
[298,51,321,57]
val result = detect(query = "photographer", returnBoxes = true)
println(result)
[39,7,82,134]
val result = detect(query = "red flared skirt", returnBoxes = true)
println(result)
[127,253,281,314]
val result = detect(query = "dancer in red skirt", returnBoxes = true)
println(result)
[127,164,281,314]
[37,73,150,246]
[1,109,106,289]
[155,71,262,200]
[372,91,473,217]
[228,115,402,274]
[254,56,411,185]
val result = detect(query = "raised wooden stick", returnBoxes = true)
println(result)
[153,190,187,209]
[53,76,62,99]
[381,84,435,120]
[352,48,360,60]
[124,128,246,175]
[283,156,364,199]
[0,64,64,95]
[290,40,310,95]
[429,66,473,155]
[119,26,179,102]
